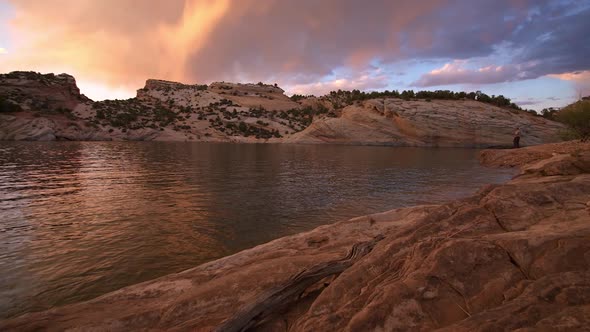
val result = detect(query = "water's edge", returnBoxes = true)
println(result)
[0,142,520,315]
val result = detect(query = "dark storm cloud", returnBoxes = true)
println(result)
[184,0,443,83]
[512,5,590,77]
[414,1,590,87]
[184,0,550,83]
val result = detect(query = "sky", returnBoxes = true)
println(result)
[0,0,589,110]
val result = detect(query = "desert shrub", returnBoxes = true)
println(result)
[302,107,313,116]
[238,121,248,132]
[541,107,559,120]
[556,100,590,141]
[96,109,105,119]
[316,104,329,114]
[0,96,22,112]
[55,107,71,113]
[153,107,177,125]
[290,94,306,102]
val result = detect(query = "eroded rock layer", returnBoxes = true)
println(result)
[287,99,564,147]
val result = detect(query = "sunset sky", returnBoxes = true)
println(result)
[0,0,588,110]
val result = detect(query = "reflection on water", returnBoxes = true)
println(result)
[0,142,514,318]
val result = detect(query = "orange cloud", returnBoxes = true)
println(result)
[550,70,590,98]
[157,0,231,80]
[0,0,230,99]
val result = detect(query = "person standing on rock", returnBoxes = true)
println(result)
[513,127,521,148]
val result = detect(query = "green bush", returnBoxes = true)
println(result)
[556,100,590,141]
[290,94,306,102]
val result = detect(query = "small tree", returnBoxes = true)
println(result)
[556,100,590,141]
[541,107,559,120]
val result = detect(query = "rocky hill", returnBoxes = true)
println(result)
[287,99,564,147]
[0,71,565,146]
[2,141,589,331]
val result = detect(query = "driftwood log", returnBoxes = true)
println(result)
[215,235,385,332]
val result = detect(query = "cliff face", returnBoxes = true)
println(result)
[0,72,109,141]
[0,71,89,110]
[286,99,564,147]
[1,71,565,146]
[2,142,589,331]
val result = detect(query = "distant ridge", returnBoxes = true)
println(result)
[0,71,565,146]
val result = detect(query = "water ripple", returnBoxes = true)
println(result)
[0,141,514,319]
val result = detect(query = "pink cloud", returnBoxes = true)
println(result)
[549,70,590,98]
[413,60,526,87]
[286,73,389,96]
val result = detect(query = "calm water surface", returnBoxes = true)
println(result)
[0,142,514,318]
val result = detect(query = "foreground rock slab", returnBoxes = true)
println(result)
[2,143,590,331]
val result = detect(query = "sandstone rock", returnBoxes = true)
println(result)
[2,144,590,331]
[287,99,565,147]
[0,71,89,111]
[479,141,590,168]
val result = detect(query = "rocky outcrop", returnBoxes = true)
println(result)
[479,140,589,168]
[1,71,565,146]
[0,71,105,140]
[2,142,589,331]
[286,99,565,147]
[0,71,89,111]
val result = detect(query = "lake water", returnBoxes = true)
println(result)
[0,142,514,318]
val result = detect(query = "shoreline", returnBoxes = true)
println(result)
[2,141,590,331]
[0,138,520,150]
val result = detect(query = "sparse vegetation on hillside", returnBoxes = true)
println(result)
[323,89,524,111]
[91,98,188,130]
[290,94,314,102]
[541,107,559,120]
[1,71,60,82]
[556,100,590,141]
